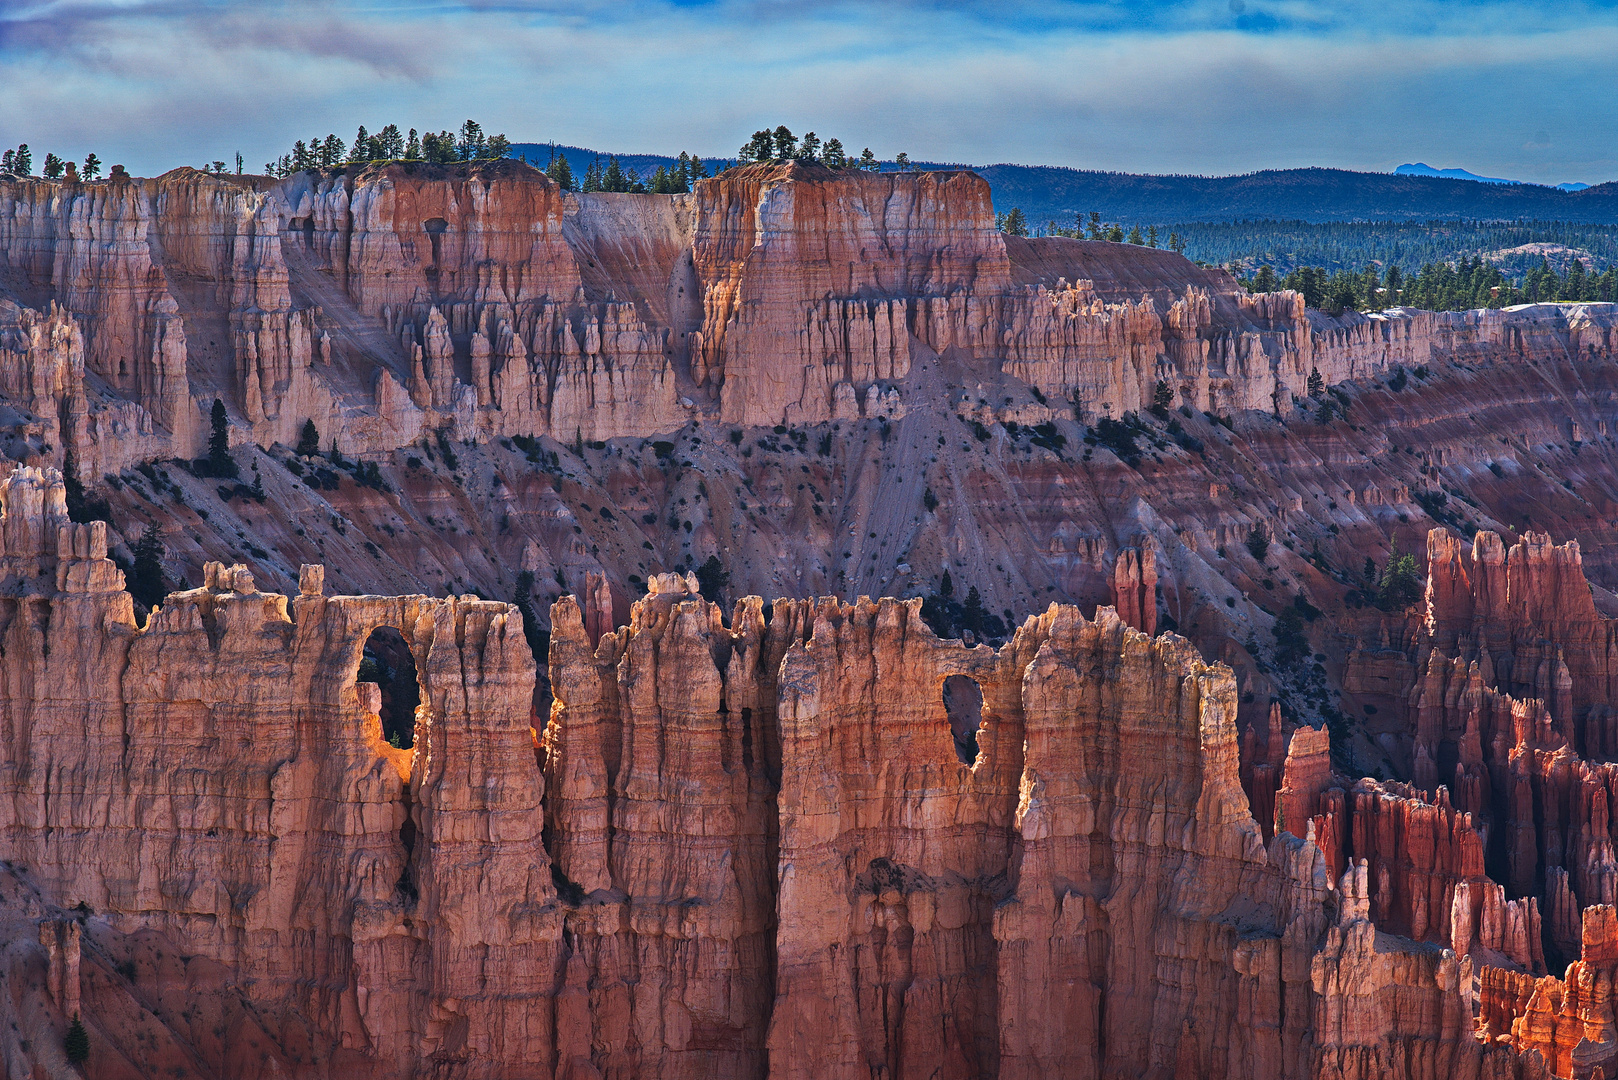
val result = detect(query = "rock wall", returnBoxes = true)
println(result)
[0,466,553,1078]
[21,452,1618,1078]
[5,162,1614,481]
[4,463,1545,1078]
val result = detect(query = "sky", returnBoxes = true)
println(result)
[2,0,1616,184]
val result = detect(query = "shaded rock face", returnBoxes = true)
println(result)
[0,467,1442,1080]
[17,448,1618,1077]
[0,468,550,1078]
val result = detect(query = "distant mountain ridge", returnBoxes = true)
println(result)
[1395,162,1590,192]
[513,142,1618,225]
[949,164,1618,225]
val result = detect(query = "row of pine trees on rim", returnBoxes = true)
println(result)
[997,207,1191,253]
[735,126,896,172]
[2,144,106,179]
[267,120,513,176]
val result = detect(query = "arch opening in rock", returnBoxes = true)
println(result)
[942,674,983,766]
[357,626,421,749]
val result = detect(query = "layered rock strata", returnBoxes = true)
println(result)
[5,162,1613,481]
[0,466,552,1078]
[0,463,1551,1079]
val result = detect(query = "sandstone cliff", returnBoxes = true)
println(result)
[5,160,1612,480]
[0,463,1508,1079]
[9,156,1618,1080]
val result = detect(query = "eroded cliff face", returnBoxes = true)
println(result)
[11,156,1618,1079]
[6,159,1613,484]
[0,460,1535,1080]
[0,466,552,1078]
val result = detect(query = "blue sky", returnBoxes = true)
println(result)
[3,0,1616,183]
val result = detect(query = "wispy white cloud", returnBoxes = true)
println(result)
[1,0,1615,184]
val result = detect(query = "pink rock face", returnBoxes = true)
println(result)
[18,467,1618,1078]
[1109,545,1157,635]
[10,162,1608,475]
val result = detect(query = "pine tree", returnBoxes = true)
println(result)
[457,120,485,160]
[686,152,708,180]
[130,524,167,611]
[740,131,774,164]
[486,134,511,160]
[80,152,100,180]
[1086,212,1102,240]
[1,150,13,173]
[1307,367,1324,397]
[772,126,797,161]
[206,398,237,477]
[603,157,627,192]
[14,145,30,175]
[858,147,878,171]
[405,129,421,160]
[296,419,321,457]
[349,127,370,163]
[1151,379,1174,417]
[940,568,954,597]
[319,134,342,167]
[1361,265,1382,309]
[962,586,987,636]
[377,124,403,159]
[42,153,63,178]
[1245,523,1270,562]
[798,132,821,162]
[821,138,847,169]
[546,152,576,191]
[695,555,729,603]
[64,1014,89,1064]
[1377,546,1423,610]
[1568,258,1588,301]
[1000,208,1028,237]
[895,152,911,171]
[1147,225,1158,248]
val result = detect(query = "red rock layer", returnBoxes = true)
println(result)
[0,467,553,1078]
[540,573,804,1080]
[1426,527,1618,742]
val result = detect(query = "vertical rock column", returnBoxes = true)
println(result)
[542,573,802,1080]
[768,596,1022,1080]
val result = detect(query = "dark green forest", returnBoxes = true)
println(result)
[1000,210,1618,313]
[1243,256,1618,314]
[1164,219,1618,278]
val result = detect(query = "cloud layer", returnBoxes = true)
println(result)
[3,0,1615,184]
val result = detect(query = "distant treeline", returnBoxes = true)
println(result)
[1163,219,1618,278]
[1244,257,1618,314]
